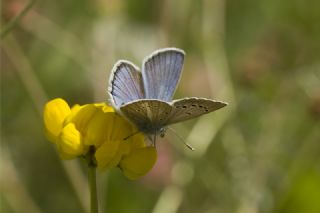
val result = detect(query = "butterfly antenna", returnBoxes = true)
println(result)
[167,127,195,151]
[123,131,140,140]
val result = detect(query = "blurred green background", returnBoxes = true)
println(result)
[1,0,320,212]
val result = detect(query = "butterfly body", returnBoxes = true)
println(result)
[108,48,227,143]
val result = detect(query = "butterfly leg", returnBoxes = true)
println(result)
[123,131,140,140]
[153,134,157,147]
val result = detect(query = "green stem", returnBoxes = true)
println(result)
[88,164,98,213]
[87,147,98,213]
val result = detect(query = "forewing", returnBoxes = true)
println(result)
[142,48,185,102]
[167,98,227,125]
[120,99,173,134]
[108,60,144,108]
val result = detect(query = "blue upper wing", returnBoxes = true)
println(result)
[142,48,185,102]
[108,60,145,108]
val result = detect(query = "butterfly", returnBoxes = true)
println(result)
[108,48,227,144]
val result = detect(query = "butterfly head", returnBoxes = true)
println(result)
[159,127,167,138]
[145,127,167,145]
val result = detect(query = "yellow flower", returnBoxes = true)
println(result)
[43,98,157,179]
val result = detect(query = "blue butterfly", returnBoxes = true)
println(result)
[108,48,227,143]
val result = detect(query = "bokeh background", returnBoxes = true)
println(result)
[1,0,320,212]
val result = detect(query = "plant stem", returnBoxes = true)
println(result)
[87,146,98,213]
[88,163,98,213]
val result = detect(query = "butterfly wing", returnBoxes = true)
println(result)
[142,48,185,102]
[166,98,227,125]
[120,99,173,134]
[108,60,145,108]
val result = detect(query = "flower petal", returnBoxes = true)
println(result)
[95,140,121,169]
[94,103,115,113]
[43,98,71,143]
[119,147,157,180]
[63,104,81,125]
[111,113,136,141]
[97,134,146,169]
[129,133,146,150]
[68,104,97,133]
[84,110,114,147]
[104,140,132,169]
[59,123,85,157]
[68,104,116,146]
[57,145,78,160]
